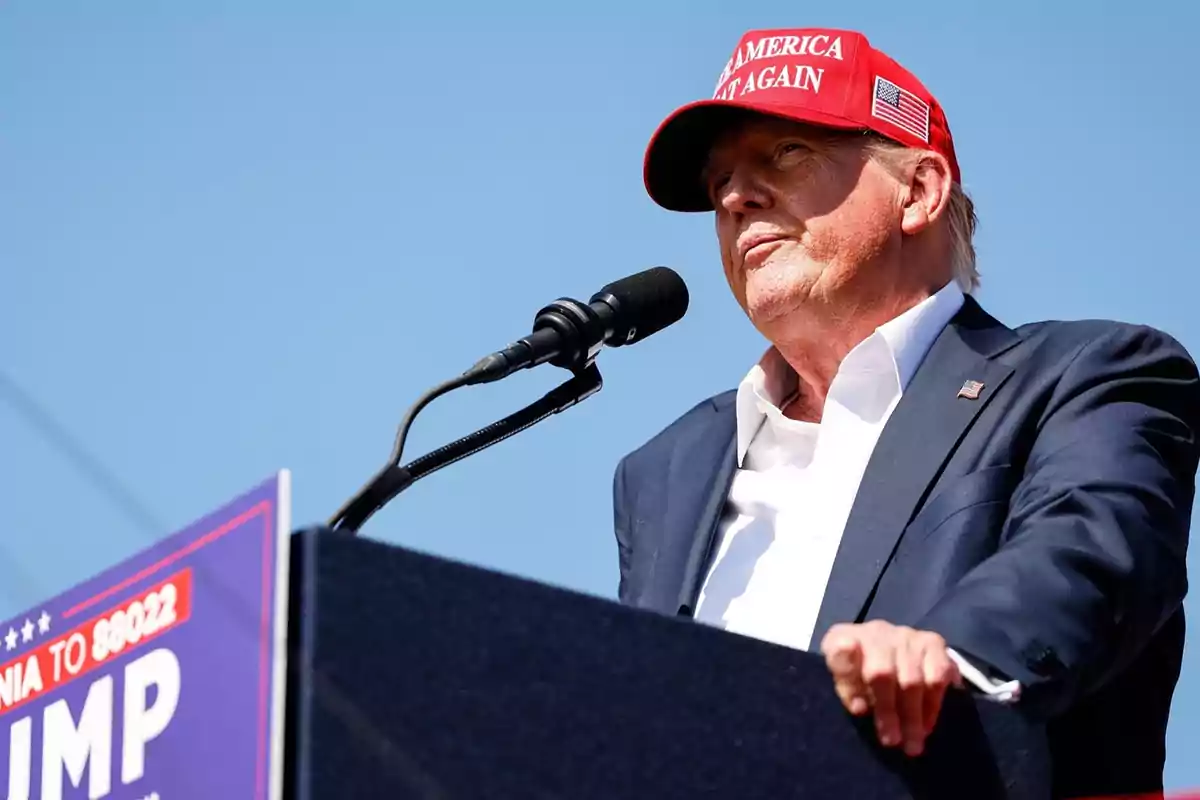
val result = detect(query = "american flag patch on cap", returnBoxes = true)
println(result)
[871,76,930,142]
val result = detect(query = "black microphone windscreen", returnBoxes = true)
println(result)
[594,266,689,346]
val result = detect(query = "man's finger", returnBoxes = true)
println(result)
[822,628,869,715]
[921,641,959,736]
[861,641,900,747]
[896,636,927,756]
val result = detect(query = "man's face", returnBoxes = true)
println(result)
[703,116,906,334]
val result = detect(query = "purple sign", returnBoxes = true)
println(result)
[0,472,292,800]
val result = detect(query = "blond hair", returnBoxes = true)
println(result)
[862,137,979,292]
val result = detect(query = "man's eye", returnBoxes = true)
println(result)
[776,142,809,159]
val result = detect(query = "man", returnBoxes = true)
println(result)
[613,26,1199,796]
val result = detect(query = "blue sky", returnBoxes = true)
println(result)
[3,0,1198,789]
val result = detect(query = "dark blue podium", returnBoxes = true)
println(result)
[284,527,1051,799]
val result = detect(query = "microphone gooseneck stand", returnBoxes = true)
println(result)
[327,363,603,535]
[327,265,688,535]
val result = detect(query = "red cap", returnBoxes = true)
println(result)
[643,28,959,212]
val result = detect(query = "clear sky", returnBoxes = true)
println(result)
[3,0,1198,789]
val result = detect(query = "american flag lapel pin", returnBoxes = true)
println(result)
[957,380,985,400]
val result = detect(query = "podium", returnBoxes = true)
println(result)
[0,473,1051,800]
[285,527,1051,799]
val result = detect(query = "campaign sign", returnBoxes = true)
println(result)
[0,472,292,800]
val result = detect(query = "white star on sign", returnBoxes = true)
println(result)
[20,620,33,643]
[4,628,16,651]
[37,612,51,635]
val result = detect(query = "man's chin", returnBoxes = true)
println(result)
[742,278,817,329]
[745,294,806,331]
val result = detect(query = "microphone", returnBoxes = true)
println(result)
[326,266,687,533]
[462,266,689,385]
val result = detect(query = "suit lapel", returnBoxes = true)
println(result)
[808,298,1019,648]
[640,394,737,616]
[676,433,738,615]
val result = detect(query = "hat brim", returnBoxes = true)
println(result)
[642,98,868,212]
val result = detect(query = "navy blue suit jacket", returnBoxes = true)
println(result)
[612,296,1199,796]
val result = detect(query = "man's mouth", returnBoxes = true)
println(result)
[740,234,789,266]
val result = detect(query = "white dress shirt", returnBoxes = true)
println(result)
[693,281,1019,701]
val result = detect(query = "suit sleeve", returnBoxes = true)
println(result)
[916,325,1199,718]
[613,456,634,604]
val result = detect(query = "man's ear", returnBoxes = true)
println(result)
[900,151,954,236]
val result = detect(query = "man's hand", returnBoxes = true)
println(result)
[819,621,962,757]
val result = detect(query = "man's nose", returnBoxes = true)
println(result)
[719,168,772,214]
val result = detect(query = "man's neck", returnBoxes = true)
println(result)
[769,288,938,423]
